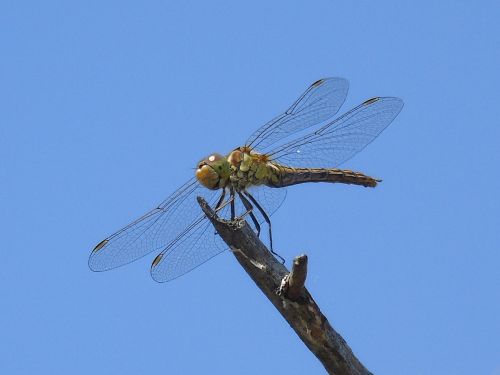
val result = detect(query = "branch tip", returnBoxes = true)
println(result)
[283,254,308,301]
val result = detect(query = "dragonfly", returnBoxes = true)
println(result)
[89,78,403,282]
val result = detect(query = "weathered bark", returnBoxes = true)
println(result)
[198,197,373,375]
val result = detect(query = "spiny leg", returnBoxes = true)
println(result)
[237,192,261,237]
[215,190,237,214]
[214,189,226,211]
[244,191,285,264]
[229,187,236,220]
[211,189,227,236]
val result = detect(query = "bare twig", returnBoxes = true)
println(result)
[197,197,373,375]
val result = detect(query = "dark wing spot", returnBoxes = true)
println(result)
[151,253,163,268]
[362,97,380,106]
[93,239,109,253]
[311,79,324,88]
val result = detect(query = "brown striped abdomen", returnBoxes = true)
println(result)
[268,166,380,188]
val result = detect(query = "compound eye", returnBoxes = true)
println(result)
[205,154,224,164]
[195,163,219,189]
[207,153,224,163]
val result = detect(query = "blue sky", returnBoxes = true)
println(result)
[1,1,499,374]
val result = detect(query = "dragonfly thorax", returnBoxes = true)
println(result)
[226,148,278,191]
[195,148,277,191]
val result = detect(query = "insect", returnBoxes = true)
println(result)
[89,78,403,282]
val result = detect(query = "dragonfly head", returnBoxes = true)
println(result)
[196,153,231,190]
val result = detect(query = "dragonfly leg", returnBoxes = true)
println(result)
[214,189,226,211]
[229,187,236,220]
[238,192,261,237]
[215,191,237,214]
[212,189,237,236]
[245,191,285,264]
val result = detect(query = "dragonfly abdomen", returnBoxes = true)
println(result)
[269,165,380,188]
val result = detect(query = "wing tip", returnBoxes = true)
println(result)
[310,77,349,89]
[88,239,109,272]
[88,257,103,272]
[362,96,405,114]
[150,253,167,282]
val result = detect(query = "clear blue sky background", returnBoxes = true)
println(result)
[1,1,499,374]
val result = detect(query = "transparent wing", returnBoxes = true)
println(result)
[247,185,287,218]
[88,178,220,272]
[90,176,287,281]
[216,185,287,225]
[149,198,225,282]
[267,97,404,168]
[245,78,349,152]
[150,216,224,282]
[150,186,287,282]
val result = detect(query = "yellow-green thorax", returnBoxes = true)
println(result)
[195,147,280,191]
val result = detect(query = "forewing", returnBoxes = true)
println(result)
[88,178,219,272]
[268,97,404,168]
[245,78,349,152]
